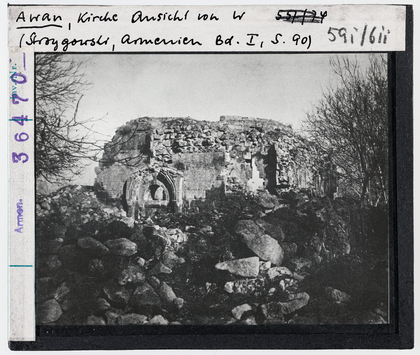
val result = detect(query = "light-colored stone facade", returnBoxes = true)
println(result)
[95,116,336,217]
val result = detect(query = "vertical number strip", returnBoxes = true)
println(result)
[8,47,35,342]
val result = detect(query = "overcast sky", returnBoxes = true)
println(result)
[62,53,378,184]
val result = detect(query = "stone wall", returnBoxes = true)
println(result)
[171,152,225,201]
[96,116,329,213]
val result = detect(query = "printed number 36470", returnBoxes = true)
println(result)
[10,71,30,164]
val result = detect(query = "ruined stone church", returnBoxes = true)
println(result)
[95,116,335,217]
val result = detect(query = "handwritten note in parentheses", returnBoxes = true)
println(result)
[8,5,406,52]
[8,47,35,342]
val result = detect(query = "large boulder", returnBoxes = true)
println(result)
[148,261,172,276]
[161,251,185,269]
[235,220,264,240]
[236,220,284,266]
[255,190,279,209]
[255,219,285,242]
[325,287,351,303]
[58,290,81,312]
[215,257,260,278]
[104,238,138,256]
[231,304,252,320]
[266,266,293,280]
[53,281,73,303]
[158,281,177,304]
[261,292,310,317]
[70,220,106,243]
[248,234,283,266]
[117,265,146,285]
[100,220,134,241]
[103,281,132,305]
[128,283,161,309]
[129,229,148,254]
[38,299,63,324]
[148,315,169,325]
[77,237,109,256]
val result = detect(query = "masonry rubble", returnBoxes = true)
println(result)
[35,180,388,325]
[94,116,338,219]
[34,115,388,325]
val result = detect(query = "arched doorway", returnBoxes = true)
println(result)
[123,166,183,219]
[143,178,171,209]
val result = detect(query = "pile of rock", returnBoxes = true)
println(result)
[35,186,388,325]
[210,216,312,324]
[36,218,188,325]
[36,185,125,223]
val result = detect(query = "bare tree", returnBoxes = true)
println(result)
[36,54,102,182]
[306,55,388,206]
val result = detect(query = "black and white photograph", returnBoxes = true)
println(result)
[34,52,391,327]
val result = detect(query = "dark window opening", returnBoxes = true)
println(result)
[149,184,167,201]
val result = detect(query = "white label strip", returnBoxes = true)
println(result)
[8,47,35,342]
[8,5,406,52]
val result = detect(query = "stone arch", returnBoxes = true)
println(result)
[157,169,176,200]
[123,166,183,219]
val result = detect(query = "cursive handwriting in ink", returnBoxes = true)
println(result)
[131,10,189,23]
[22,32,110,51]
[15,10,63,29]
[121,34,202,46]
[327,25,390,46]
[77,11,118,23]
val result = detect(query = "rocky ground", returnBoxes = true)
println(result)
[36,185,389,326]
